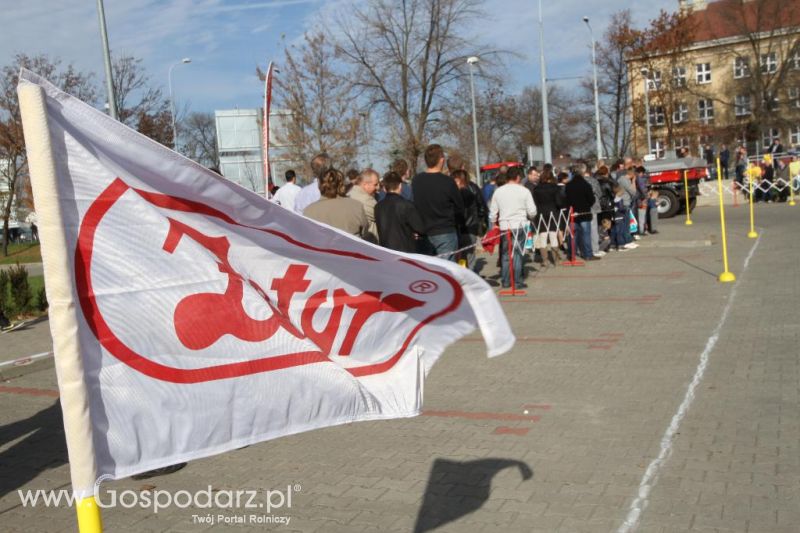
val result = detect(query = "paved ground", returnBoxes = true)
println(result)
[0,203,798,532]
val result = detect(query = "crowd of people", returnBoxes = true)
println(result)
[270,145,665,290]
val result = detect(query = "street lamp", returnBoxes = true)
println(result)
[538,0,553,164]
[640,67,652,158]
[583,17,603,162]
[466,56,483,187]
[168,57,191,152]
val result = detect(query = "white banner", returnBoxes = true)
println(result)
[18,70,514,490]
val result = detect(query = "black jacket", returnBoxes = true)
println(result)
[375,193,425,253]
[532,182,562,230]
[468,181,488,230]
[564,175,596,222]
[411,172,465,236]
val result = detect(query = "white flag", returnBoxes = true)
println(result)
[17,70,514,495]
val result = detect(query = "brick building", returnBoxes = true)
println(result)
[628,0,800,158]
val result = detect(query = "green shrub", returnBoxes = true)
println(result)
[8,263,32,315]
[36,285,48,312]
[0,269,9,324]
[0,269,9,315]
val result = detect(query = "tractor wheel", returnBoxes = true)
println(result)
[657,190,680,219]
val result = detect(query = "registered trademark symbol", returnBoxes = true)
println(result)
[410,280,438,294]
[294,484,302,492]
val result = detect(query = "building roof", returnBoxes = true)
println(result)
[686,0,800,45]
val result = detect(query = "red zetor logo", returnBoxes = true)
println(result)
[75,178,464,384]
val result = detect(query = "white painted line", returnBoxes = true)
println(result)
[617,233,762,533]
[0,350,54,368]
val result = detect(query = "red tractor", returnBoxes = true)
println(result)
[644,156,709,218]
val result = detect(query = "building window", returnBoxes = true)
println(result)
[762,128,779,148]
[793,51,800,70]
[760,52,778,74]
[674,137,691,155]
[733,57,750,78]
[672,66,687,87]
[649,106,665,126]
[791,125,800,146]
[673,103,689,123]
[646,71,662,91]
[735,95,751,116]
[790,87,800,108]
[698,98,714,122]
[650,139,666,158]
[696,63,712,84]
[763,91,779,111]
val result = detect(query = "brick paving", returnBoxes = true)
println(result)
[0,203,798,532]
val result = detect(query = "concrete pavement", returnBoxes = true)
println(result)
[0,203,798,532]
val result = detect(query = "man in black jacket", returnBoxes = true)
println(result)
[412,144,465,260]
[375,172,425,253]
[565,173,599,261]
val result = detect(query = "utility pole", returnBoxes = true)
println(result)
[95,0,117,120]
[467,56,483,186]
[538,0,553,164]
[584,17,603,161]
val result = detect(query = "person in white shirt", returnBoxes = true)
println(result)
[294,153,331,214]
[271,169,302,212]
[488,167,537,289]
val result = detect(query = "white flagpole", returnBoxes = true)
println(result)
[18,81,103,532]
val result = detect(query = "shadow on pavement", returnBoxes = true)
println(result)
[413,457,533,532]
[0,400,67,499]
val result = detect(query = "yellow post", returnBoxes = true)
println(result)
[683,170,693,226]
[747,164,758,239]
[77,496,103,533]
[789,174,797,207]
[790,161,799,206]
[716,157,736,283]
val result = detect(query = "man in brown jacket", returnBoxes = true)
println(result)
[347,169,380,243]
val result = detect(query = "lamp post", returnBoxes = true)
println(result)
[641,67,652,157]
[95,0,117,120]
[538,0,552,164]
[168,57,191,152]
[466,56,483,186]
[583,17,603,162]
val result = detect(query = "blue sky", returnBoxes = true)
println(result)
[3,0,676,113]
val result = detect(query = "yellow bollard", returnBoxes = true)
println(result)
[790,161,799,206]
[683,170,693,226]
[76,496,103,533]
[747,164,758,239]
[716,158,736,283]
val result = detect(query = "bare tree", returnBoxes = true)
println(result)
[709,0,800,144]
[112,55,173,146]
[581,10,638,159]
[336,0,503,168]
[266,31,361,175]
[439,82,519,164]
[630,9,699,154]
[0,54,96,256]
[181,112,219,168]
[513,86,592,159]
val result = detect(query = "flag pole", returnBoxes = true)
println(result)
[18,80,103,532]
[263,61,275,199]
